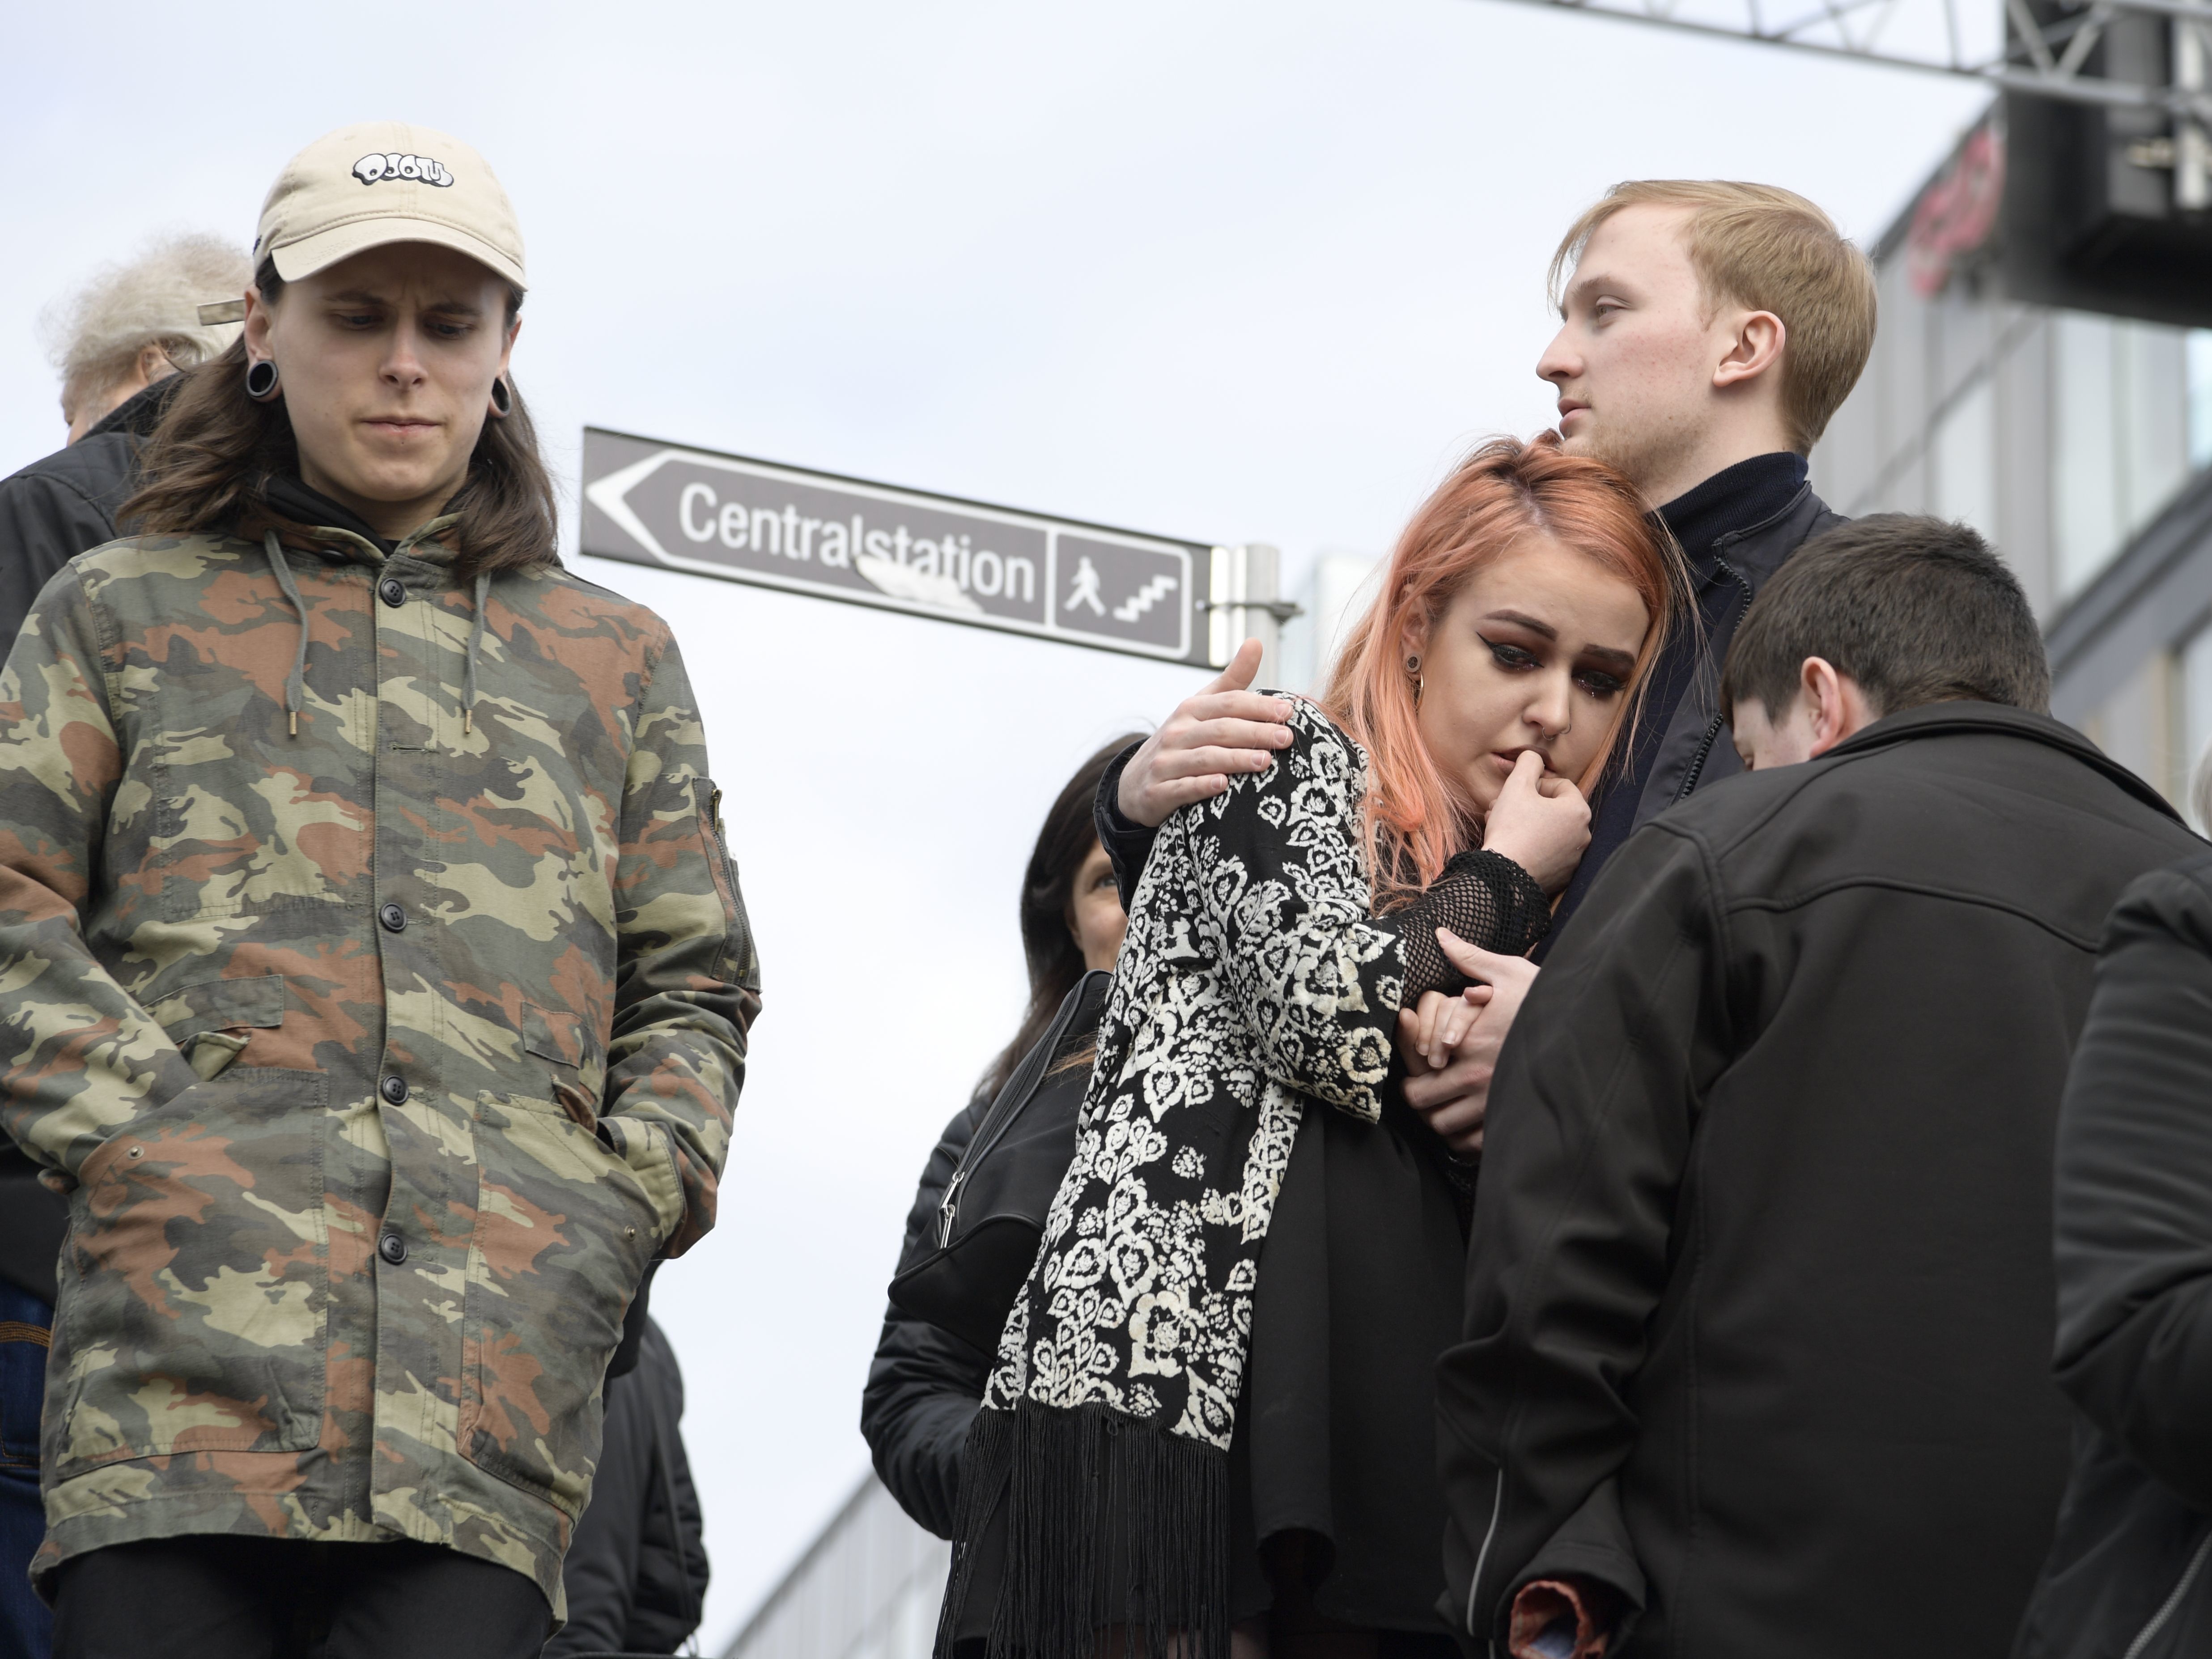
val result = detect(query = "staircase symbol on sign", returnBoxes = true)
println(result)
[1113,574,1178,623]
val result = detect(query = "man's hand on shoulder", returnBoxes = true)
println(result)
[1116,639,1294,829]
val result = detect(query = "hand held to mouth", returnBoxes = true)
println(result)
[1477,750,1590,895]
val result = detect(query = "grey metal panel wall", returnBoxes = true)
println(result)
[2047,467,2212,726]
[722,1474,951,1659]
[1997,313,2055,618]
[1881,265,1928,502]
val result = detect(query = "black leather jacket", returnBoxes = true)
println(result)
[860,1095,995,1540]
[2015,853,2212,1659]
[0,377,171,641]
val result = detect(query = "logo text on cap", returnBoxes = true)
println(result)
[352,153,454,188]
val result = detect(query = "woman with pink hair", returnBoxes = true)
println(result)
[938,435,1686,1659]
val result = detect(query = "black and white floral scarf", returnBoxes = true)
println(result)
[942,702,1416,1659]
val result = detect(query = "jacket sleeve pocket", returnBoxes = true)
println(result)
[690,778,758,993]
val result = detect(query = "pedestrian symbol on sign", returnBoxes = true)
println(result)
[1066,557,1107,617]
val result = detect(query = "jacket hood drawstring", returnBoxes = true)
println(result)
[465,570,489,736]
[263,532,492,740]
[263,532,311,738]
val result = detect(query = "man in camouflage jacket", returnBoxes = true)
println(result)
[0,510,757,1616]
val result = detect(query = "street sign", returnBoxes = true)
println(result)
[580,427,1218,665]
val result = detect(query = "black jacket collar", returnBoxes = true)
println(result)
[1710,480,1827,585]
[86,376,180,443]
[1830,701,2185,824]
[1622,483,1843,835]
[1657,452,1809,568]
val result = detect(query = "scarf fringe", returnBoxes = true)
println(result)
[938,1400,1230,1659]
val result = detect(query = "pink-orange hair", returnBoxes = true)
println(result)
[1319,434,1685,909]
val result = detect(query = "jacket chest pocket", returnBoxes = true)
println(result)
[458,1092,654,1517]
[48,1068,331,1480]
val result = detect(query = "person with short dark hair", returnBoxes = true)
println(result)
[1433,515,2201,1659]
[1718,514,2052,750]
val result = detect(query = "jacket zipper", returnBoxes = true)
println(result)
[1673,557,1757,804]
[2123,1528,2212,1659]
[704,787,749,979]
[937,971,1107,1247]
[709,789,744,902]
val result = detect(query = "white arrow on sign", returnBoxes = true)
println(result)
[587,446,981,614]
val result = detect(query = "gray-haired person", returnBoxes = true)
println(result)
[0,233,250,640]
[0,230,245,1659]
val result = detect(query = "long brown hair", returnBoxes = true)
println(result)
[977,734,1142,1101]
[119,258,559,578]
[1320,434,1686,909]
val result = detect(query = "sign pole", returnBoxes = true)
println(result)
[1205,544,1295,689]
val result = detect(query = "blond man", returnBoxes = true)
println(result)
[1385,182,1878,1151]
[1098,181,1878,1136]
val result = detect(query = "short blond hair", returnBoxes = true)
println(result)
[1551,181,1877,453]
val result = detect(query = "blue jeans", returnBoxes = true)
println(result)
[0,1282,51,1659]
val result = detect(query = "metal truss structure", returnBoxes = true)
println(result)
[1480,0,2212,121]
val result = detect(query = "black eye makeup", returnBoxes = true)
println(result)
[1480,634,1540,672]
[1479,631,1630,700]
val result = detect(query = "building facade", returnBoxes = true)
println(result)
[720,1476,949,1659]
[1813,111,2212,820]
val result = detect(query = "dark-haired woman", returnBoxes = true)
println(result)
[864,735,1139,1539]
[0,123,757,1659]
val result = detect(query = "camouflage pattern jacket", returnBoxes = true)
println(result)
[0,516,758,1612]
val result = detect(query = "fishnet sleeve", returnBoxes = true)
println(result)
[1388,849,1551,1000]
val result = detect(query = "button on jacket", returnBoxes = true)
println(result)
[0,518,759,1612]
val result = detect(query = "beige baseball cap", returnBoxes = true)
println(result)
[253,121,526,290]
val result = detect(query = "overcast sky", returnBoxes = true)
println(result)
[6,3,1989,1646]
